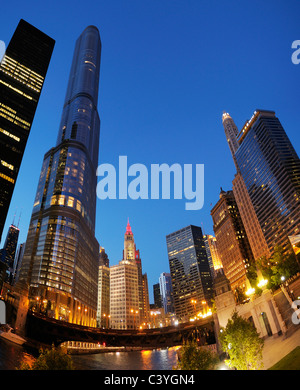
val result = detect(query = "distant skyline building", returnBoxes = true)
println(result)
[97,259,110,328]
[109,220,150,329]
[110,220,141,329]
[159,272,174,314]
[0,223,19,282]
[203,234,223,275]
[12,241,25,285]
[211,189,255,292]
[153,283,162,308]
[0,19,55,242]
[166,225,213,321]
[18,26,102,327]
[223,109,300,255]
[202,235,216,278]
[99,246,109,267]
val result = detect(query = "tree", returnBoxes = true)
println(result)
[174,339,218,370]
[256,246,300,290]
[19,345,74,370]
[234,286,247,304]
[219,311,264,370]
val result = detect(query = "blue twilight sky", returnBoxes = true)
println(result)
[1,0,300,303]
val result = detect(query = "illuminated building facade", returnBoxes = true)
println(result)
[97,247,110,328]
[211,189,255,292]
[235,110,300,252]
[0,19,54,241]
[18,26,101,326]
[203,234,223,277]
[232,171,270,260]
[97,266,110,328]
[223,110,300,255]
[110,220,149,329]
[166,225,213,322]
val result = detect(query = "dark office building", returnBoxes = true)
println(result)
[228,110,300,253]
[18,26,101,327]
[166,225,213,322]
[153,283,162,308]
[0,223,19,283]
[0,19,55,241]
[99,247,109,267]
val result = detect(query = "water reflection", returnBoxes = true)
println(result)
[0,339,36,370]
[71,348,179,370]
[0,338,179,371]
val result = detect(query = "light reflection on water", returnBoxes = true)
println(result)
[0,339,36,370]
[0,338,179,370]
[71,348,179,370]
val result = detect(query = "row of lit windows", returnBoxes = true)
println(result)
[0,101,31,129]
[1,159,14,171]
[0,78,34,101]
[0,172,14,183]
[1,55,44,92]
[0,126,20,142]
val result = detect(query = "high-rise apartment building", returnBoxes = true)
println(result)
[211,189,255,291]
[18,26,101,327]
[166,225,213,322]
[0,20,54,241]
[223,110,300,255]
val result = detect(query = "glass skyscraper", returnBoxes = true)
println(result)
[18,26,102,326]
[224,110,300,254]
[0,223,19,283]
[0,19,54,242]
[159,272,174,314]
[166,225,213,322]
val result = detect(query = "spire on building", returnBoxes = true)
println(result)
[222,111,240,169]
[125,218,132,235]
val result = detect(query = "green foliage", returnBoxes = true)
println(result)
[234,286,247,304]
[19,345,74,370]
[256,246,299,289]
[219,311,264,370]
[174,339,218,370]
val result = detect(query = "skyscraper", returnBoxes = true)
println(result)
[0,19,55,241]
[18,26,101,327]
[97,250,110,328]
[224,110,300,254]
[153,283,162,308]
[166,225,213,322]
[110,220,149,329]
[211,189,254,292]
[0,223,19,282]
[204,234,223,272]
[159,272,174,314]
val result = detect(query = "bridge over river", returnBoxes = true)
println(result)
[25,312,217,349]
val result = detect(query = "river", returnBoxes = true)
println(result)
[0,338,179,370]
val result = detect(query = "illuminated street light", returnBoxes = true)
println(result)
[245,287,255,296]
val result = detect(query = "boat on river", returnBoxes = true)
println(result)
[0,324,26,346]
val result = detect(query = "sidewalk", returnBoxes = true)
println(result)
[262,327,300,369]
